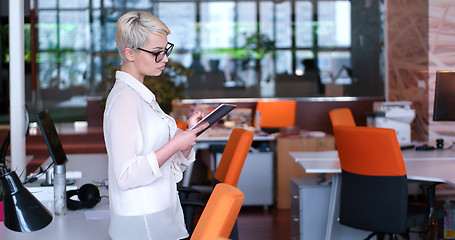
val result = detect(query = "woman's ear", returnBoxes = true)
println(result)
[124,47,135,62]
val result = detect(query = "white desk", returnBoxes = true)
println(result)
[188,127,276,207]
[193,127,276,155]
[183,127,276,187]
[289,148,455,240]
[290,149,455,184]
[0,154,110,240]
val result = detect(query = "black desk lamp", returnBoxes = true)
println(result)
[0,131,53,232]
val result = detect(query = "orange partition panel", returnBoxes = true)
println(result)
[256,100,296,128]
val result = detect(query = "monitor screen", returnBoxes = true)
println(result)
[36,111,68,165]
[433,71,455,121]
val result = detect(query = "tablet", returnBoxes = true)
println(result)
[190,104,236,136]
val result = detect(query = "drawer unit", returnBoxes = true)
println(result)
[290,178,331,240]
[217,151,274,207]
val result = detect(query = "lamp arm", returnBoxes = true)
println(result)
[0,130,10,168]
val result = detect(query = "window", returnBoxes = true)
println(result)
[0,0,382,122]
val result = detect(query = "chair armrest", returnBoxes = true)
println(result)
[419,182,439,224]
[178,186,201,200]
[180,199,206,235]
[180,199,206,207]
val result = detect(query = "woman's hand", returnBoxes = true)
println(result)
[173,123,208,151]
[173,123,208,158]
[187,111,205,129]
[155,122,209,166]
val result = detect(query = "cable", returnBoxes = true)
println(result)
[0,131,11,168]
[92,179,109,189]
[23,162,54,184]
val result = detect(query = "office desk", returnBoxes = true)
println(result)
[194,128,276,164]
[0,154,110,240]
[290,149,455,184]
[188,127,277,207]
[276,135,335,209]
[289,149,455,240]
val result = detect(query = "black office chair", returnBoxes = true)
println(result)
[333,126,446,240]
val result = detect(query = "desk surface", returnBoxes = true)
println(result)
[290,148,455,185]
[197,126,276,142]
[0,153,110,240]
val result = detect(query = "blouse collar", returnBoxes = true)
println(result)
[115,71,155,104]
[115,70,177,138]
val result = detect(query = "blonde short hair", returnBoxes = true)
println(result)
[115,11,171,64]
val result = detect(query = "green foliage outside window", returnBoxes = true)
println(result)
[0,24,32,64]
[235,32,275,70]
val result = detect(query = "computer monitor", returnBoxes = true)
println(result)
[35,111,68,165]
[433,71,455,121]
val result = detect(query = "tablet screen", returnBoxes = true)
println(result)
[190,104,236,136]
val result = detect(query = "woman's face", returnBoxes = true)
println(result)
[131,33,170,80]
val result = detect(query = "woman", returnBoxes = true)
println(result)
[103,11,207,240]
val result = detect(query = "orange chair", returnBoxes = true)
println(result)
[255,100,296,129]
[176,119,188,130]
[333,126,446,239]
[190,183,244,240]
[329,107,356,126]
[181,128,254,237]
[213,128,254,186]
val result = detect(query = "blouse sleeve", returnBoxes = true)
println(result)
[106,91,163,190]
[170,148,196,183]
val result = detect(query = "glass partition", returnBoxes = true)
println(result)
[0,0,384,122]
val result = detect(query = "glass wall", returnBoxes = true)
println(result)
[0,0,382,120]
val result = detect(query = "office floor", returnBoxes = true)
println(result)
[236,207,444,240]
[237,207,291,240]
[187,173,446,240]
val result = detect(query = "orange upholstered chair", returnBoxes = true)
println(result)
[333,126,446,239]
[214,128,254,186]
[329,107,356,127]
[190,183,244,240]
[255,100,296,129]
[180,128,253,238]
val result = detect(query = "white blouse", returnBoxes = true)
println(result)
[103,71,195,240]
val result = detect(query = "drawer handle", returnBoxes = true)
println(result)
[292,218,300,222]
[292,195,299,200]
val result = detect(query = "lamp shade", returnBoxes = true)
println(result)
[0,171,53,232]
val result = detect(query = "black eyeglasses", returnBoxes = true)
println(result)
[137,42,174,63]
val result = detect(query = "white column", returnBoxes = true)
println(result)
[9,0,27,179]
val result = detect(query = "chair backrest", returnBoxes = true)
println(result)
[190,183,244,240]
[214,128,254,187]
[175,119,188,130]
[333,125,408,233]
[329,108,356,127]
[255,100,296,128]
